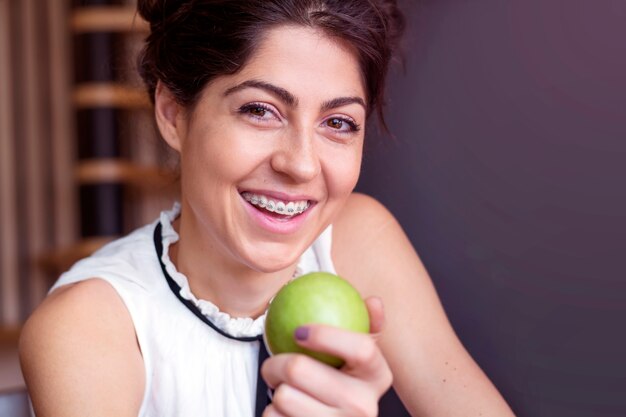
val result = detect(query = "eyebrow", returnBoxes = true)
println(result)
[321,96,367,113]
[224,79,367,113]
[224,80,297,107]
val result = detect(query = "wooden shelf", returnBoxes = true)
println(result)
[0,327,21,344]
[38,236,117,274]
[73,83,150,109]
[75,158,177,189]
[71,6,148,33]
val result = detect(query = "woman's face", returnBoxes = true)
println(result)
[160,25,366,273]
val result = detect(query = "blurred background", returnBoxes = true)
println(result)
[1,0,625,416]
[358,0,626,416]
[0,0,176,414]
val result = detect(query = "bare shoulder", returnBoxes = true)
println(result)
[332,193,515,416]
[332,193,430,330]
[19,279,144,417]
[333,192,395,233]
[332,192,413,292]
[332,192,398,254]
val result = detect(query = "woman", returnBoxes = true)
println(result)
[19,1,515,416]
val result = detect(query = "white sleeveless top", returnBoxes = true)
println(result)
[50,204,337,417]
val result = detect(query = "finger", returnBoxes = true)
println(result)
[261,352,359,407]
[271,383,335,417]
[365,296,385,335]
[262,404,288,417]
[293,325,393,392]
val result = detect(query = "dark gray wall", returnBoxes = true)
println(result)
[357,1,626,416]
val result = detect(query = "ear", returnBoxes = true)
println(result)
[154,81,185,152]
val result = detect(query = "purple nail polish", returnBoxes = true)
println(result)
[294,326,309,341]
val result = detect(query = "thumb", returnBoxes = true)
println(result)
[365,296,385,335]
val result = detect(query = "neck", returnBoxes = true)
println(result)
[168,211,297,319]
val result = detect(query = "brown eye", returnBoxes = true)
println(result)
[238,103,281,125]
[327,118,343,129]
[249,106,267,117]
[324,117,360,134]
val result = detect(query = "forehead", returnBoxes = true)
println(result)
[214,25,366,103]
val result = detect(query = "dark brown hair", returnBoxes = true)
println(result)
[137,0,404,128]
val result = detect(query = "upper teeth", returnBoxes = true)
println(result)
[242,192,310,216]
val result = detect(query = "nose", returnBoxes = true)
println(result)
[270,127,321,183]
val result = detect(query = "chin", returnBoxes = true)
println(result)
[239,242,306,274]
[250,253,300,274]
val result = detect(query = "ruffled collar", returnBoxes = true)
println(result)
[157,203,303,338]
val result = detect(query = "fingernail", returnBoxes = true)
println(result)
[294,326,309,341]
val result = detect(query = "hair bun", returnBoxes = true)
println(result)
[137,0,193,28]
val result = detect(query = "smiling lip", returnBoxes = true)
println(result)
[239,189,316,234]
[239,189,316,203]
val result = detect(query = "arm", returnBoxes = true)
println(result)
[19,278,145,417]
[332,193,515,416]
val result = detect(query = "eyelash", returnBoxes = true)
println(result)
[237,102,278,121]
[237,102,361,134]
[326,117,361,134]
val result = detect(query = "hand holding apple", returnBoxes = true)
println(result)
[260,289,393,417]
[264,272,370,367]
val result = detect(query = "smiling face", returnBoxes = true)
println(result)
[156,25,366,273]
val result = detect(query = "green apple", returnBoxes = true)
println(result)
[264,272,370,367]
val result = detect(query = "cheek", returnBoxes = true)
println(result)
[324,148,363,197]
[183,126,261,183]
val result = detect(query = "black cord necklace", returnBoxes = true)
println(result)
[153,222,272,417]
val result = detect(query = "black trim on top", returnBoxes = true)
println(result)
[153,222,261,342]
[152,222,272,416]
